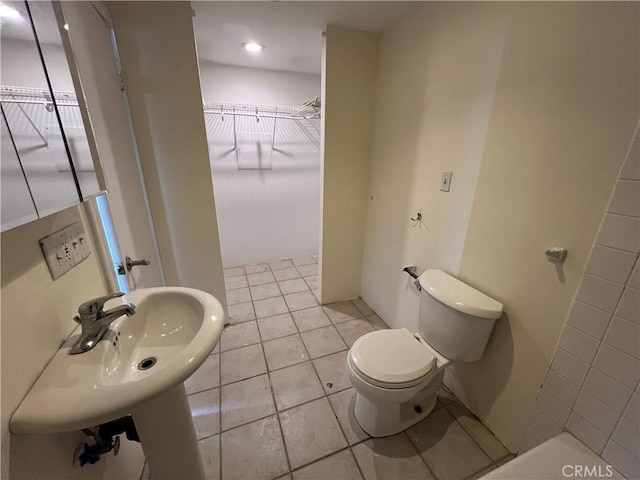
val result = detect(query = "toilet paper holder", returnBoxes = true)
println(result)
[402,265,422,291]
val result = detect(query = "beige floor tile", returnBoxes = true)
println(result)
[245,263,270,274]
[279,278,310,295]
[297,264,318,277]
[270,361,325,411]
[301,326,348,359]
[274,267,302,281]
[293,256,316,266]
[328,388,370,445]
[304,275,319,290]
[226,287,251,306]
[324,302,363,324]
[351,298,374,316]
[221,344,267,385]
[285,291,318,311]
[277,475,293,480]
[406,408,491,480]
[365,314,389,330]
[199,434,220,480]
[258,313,298,341]
[313,350,351,394]
[248,271,277,286]
[185,354,220,394]
[189,388,220,440]
[280,397,348,469]
[221,415,289,480]
[254,296,289,319]
[352,433,434,480]
[224,267,245,278]
[270,259,294,270]
[250,282,282,301]
[225,275,248,291]
[446,402,509,462]
[227,302,256,324]
[292,449,362,480]
[221,374,275,431]
[312,289,320,302]
[292,307,332,332]
[335,318,374,347]
[263,334,309,370]
[221,321,261,351]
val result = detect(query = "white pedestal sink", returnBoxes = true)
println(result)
[11,287,225,479]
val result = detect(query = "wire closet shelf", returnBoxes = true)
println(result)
[1,85,321,120]
[202,97,321,121]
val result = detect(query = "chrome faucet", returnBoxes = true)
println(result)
[70,292,136,355]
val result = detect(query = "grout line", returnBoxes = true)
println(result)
[256,304,294,475]
[442,401,509,462]
[402,429,439,479]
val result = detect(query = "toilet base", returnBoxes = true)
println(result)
[352,370,444,437]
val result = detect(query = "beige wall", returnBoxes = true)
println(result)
[360,2,639,451]
[453,2,639,450]
[320,26,378,304]
[523,125,639,478]
[1,206,145,479]
[361,2,509,334]
[108,1,227,312]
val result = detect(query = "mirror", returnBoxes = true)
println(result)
[0,0,100,231]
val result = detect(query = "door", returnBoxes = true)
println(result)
[55,1,164,289]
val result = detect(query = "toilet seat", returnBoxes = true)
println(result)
[349,328,437,387]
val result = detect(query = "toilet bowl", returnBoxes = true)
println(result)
[347,328,451,436]
[347,269,503,437]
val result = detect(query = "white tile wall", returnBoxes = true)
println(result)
[523,127,640,479]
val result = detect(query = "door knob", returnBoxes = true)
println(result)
[125,256,150,272]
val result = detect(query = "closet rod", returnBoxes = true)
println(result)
[1,98,78,107]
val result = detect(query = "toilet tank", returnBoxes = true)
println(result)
[418,270,503,362]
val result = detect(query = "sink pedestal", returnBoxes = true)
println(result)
[132,383,204,480]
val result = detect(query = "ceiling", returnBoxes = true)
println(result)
[1,1,416,75]
[192,1,417,75]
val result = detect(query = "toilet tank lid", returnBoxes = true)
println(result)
[418,270,503,319]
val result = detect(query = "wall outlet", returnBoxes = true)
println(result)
[440,171,453,192]
[40,223,91,280]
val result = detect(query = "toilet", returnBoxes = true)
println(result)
[347,269,503,437]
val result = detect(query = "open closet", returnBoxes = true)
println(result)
[194,4,323,269]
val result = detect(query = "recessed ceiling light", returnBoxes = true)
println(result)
[241,42,265,53]
[0,3,21,19]
[63,23,69,31]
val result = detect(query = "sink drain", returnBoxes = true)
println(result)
[138,357,157,371]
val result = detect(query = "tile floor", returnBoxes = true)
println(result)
[144,257,514,480]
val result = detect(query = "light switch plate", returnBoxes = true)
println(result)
[440,171,453,192]
[40,223,91,280]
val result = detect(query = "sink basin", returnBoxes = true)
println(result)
[11,287,225,435]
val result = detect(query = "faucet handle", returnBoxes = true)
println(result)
[78,292,125,318]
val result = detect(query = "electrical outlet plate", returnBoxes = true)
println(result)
[40,222,92,280]
[440,171,453,192]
